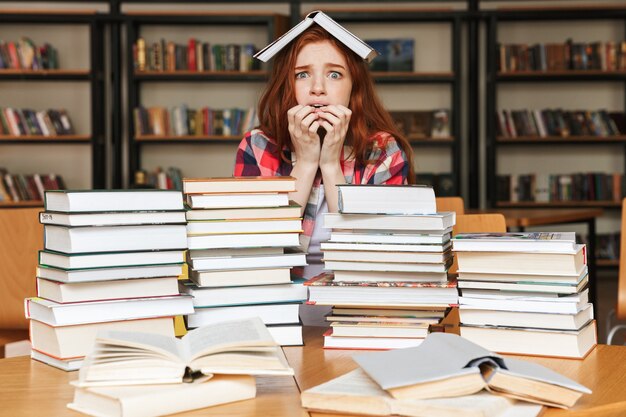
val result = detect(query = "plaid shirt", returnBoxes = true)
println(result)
[234,129,410,250]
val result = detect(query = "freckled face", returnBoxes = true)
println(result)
[294,40,352,108]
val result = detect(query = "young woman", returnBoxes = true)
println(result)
[234,25,415,290]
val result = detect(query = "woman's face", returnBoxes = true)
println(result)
[294,40,353,108]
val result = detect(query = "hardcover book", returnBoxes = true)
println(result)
[353,332,591,408]
[254,10,378,63]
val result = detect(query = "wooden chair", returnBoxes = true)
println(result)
[436,197,465,215]
[0,208,43,357]
[607,198,626,345]
[449,213,507,276]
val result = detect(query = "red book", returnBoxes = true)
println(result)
[187,38,197,71]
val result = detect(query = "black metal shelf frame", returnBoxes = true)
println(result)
[0,12,107,189]
[484,7,626,209]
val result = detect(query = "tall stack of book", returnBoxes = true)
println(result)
[305,184,458,350]
[181,176,308,346]
[25,190,194,371]
[453,232,597,358]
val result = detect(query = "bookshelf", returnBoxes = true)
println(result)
[125,12,288,184]
[317,8,463,193]
[0,10,106,207]
[485,6,626,210]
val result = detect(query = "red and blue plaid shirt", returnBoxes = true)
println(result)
[234,129,410,250]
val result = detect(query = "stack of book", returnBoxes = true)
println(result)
[181,176,308,346]
[453,232,597,358]
[305,184,458,350]
[25,190,194,371]
[301,332,590,416]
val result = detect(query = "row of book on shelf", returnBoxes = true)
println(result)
[498,39,626,72]
[389,109,451,140]
[496,109,625,139]
[133,105,258,137]
[496,172,625,203]
[0,38,59,70]
[134,38,261,72]
[133,167,183,191]
[0,169,65,203]
[0,107,75,137]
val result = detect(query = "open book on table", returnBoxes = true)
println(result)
[301,368,543,417]
[75,317,293,387]
[353,333,591,409]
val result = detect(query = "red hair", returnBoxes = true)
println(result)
[257,25,415,182]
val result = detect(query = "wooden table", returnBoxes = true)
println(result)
[468,208,604,315]
[2,325,626,417]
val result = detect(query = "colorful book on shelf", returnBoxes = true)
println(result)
[75,317,293,387]
[353,332,591,408]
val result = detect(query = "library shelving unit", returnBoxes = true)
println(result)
[124,12,289,181]
[485,5,626,210]
[0,10,106,207]
[321,8,463,192]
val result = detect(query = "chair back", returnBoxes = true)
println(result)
[449,213,507,275]
[436,197,465,215]
[618,198,626,320]
[0,208,42,329]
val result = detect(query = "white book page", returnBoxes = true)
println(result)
[96,330,184,363]
[183,318,276,361]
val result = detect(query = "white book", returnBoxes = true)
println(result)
[36,276,180,303]
[324,212,456,231]
[189,252,307,271]
[24,295,194,326]
[182,176,296,194]
[187,218,302,235]
[322,249,451,264]
[452,232,577,253]
[39,210,186,227]
[321,241,451,253]
[185,203,301,221]
[267,323,303,346]
[324,331,424,350]
[190,267,292,288]
[68,374,256,417]
[181,281,308,307]
[187,303,301,328]
[38,250,185,270]
[186,192,289,209]
[459,320,597,359]
[37,264,183,283]
[30,317,175,360]
[187,232,300,250]
[324,259,451,273]
[44,224,188,254]
[44,190,183,213]
[337,184,436,215]
[459,289,588,315]
[31,349,83,371]
[457,266,588,283]
[457,274,588,294]
[330,230,451,244]
[459,304,594,331]
[254,10,378,62]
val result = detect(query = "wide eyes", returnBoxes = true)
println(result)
[295,71,343,80]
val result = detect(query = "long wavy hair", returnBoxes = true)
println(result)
[257,25,415,182]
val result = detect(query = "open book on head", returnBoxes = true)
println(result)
[75,317,293,387]
[254,10,379,62]
[353,333,591,409]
